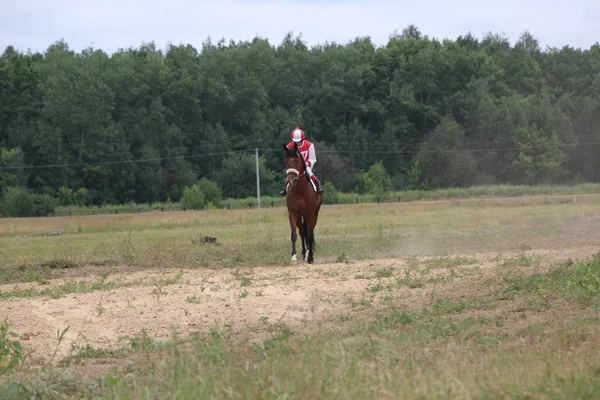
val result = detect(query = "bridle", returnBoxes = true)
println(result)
[285,153,305,186]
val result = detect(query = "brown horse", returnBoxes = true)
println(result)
[282,142,324,263]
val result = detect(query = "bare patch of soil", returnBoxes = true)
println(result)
[2,245,598,366]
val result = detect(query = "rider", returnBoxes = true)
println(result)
[280,126,324,196]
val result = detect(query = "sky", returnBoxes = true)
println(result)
[1,0,599,55]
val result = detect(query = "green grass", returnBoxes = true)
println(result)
[0,271,183,300]
[49,182,600,217]
[425,255,478,269]
[1,198,600,398]
[2,200,600,280]
[502,254,600,307]
[431,298,471,314]
[3,257,599,399]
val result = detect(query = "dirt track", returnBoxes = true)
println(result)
[2,245,598,365]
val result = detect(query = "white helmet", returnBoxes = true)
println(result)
[291,126,305,142]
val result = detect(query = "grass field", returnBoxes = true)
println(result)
[50,182,600,216]
[1,200,599,399]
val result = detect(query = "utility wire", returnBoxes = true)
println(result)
[2,141,600,170]
[0,149,253,170]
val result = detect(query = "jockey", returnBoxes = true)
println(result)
[280,126,324,196]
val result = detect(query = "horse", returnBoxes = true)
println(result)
[282,142,324,264]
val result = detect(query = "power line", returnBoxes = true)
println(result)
[6,133,599,162]
[0,149,252,170]
[3,141,600,171]
[261,140,600,155]
[12,143,229,161]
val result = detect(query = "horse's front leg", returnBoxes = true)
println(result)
[289,213,298,262]
[307,217,317,264]
[298,218,307,261]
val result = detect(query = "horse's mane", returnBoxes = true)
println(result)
[285,142,310,182]
[295,144,310,182]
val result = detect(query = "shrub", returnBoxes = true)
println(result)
[32,194,58,216]
[181,184,206,210]
[75,188,89,206]
[1,186,57,217]
[356,161,392,196]
[1,186,35,217]
[57,186,76,206]
[323,181,340,204]
[57,186,89,207]
[197,178,222,207]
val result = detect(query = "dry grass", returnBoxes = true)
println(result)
[1,202,599,277]
[1,201,599,399]
[4,257,598,399]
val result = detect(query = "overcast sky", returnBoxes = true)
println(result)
[2,0,599,54]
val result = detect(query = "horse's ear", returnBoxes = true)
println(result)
[283,143,289,153]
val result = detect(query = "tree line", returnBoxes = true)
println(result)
[1,25,600,215]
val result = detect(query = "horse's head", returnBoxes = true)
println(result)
[283,142,304,188]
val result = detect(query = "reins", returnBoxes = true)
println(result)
[286,155,306,177]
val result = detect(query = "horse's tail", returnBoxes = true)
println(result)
[302,218,308,242]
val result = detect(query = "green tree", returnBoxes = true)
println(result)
[0,28,599,203]
[213,153,274,198]
[356,161,392,196]
[0,147,27,189]
[416,116,477,188]
[508,124,566,184]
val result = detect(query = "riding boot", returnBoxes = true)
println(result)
[280,182,288,196]
[312,176,323,194]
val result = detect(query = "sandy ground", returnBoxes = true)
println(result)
[1,245,598,365]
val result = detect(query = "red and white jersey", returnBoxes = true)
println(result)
[287,140,317,168]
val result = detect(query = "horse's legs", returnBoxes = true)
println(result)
[306,217,318,264]
[301,219,308,261]
[289,213,298,262]
[306,229,314,263]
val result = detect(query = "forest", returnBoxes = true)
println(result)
[1,25,600,215]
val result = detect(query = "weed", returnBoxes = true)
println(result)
[60,343,121,366]
[0,322,22,373]
[431,298,470,314]
[367,283,388,293]
[150,285,168,304]
[186,295,199,304]
[240,276,252,287]
[321,269,340,277]
[499,254,540,269]
[397,270,425,288]
[351,297,372,308]
[375,267,394,278]
[426,256,478,269]
[336,252,350,263]
[501,255,600,307]
[209,322,232,339]
[462,266,482,276]
[50,326,70,363]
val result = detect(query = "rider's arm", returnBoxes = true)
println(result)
[307,143,317,167]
